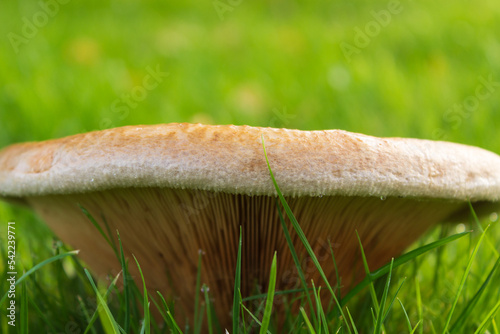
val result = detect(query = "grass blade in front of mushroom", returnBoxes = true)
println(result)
[327,239,342,308]
[117,231,131,333]
[82,271,122,334]
[261,135,350,332]
[299,307,317,334]
[232,226,243,333]
[355,230,383,328]
[240,301,268,332]
[155,291,183,333]
[312,282,330,334]
[259,251,277,334]
[382,277,406,324]
[345,306,359,334]
[194,249,204,334]
[373,258,393,334]
[276,200,316,323]
[84,268,121,334]
[202,284,214,334]
[79,204,119,260]
[132,254,150,334]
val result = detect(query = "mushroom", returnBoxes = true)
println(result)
[1,123,499,326]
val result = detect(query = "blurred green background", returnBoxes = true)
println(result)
[1,0,499,149]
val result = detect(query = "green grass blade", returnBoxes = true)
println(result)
[314,284,330,334]
[449,256,500,332]
[260,252,277,334]
[83,271,121,334]
[78,295,98,334]
[116,231,131,334]
[374,258,393,334]
[262,136,350,333]
[233,226,243,334]
[79,205,118,258]
[473,298,500,334]
[328,240,342,306]
[415,277,423,334]
[156,291,184,334]
[28,295,57,333]
[276,201,315,321]
[311,282,321,334]
[0,250,79,306]
[20,271,28,334]
[84,268,120,334]
[194,250,203,334]
[342,231,470,306]
[410,321,422,334]
[242,287,315,303]
[132,254,150,334]
[150,294,171,329]
[441,224,491,334]
[370,308,377,328]
[300,307,317,334]
[203,284,213,334]
[345,306,359,334]
[238,289,248,334]
[468,202,499,258]
[382,277,406,323]
[356,231,381,318]
[241,302,269,331]
[398,298,413,333]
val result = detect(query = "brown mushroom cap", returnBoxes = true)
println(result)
[1,123,499,325]
[1,123,500,200]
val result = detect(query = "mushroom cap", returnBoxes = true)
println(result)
[1,123,500,201]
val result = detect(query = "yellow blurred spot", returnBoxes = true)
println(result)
[271,26,305,56]
[328,64,351,91]
[190,113,214,125]
[66,37,100,66]
[155,26,190,56]
[229,83,266,116]
[455,223,466,233]
[212,22,242,50]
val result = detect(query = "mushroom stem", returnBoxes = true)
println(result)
[27,187,462,324]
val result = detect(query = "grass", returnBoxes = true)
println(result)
[1,0,500,332]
